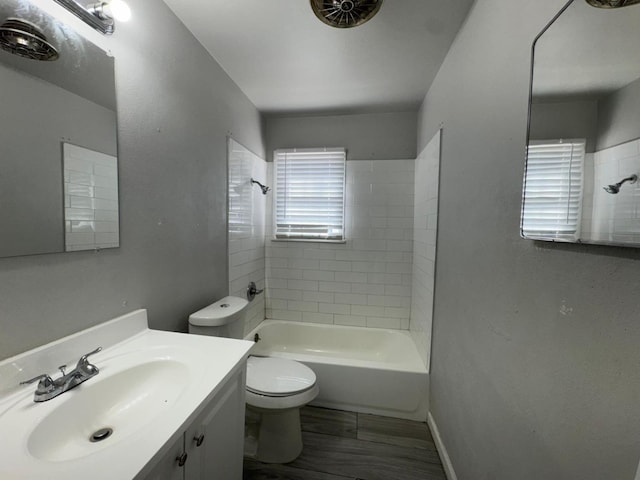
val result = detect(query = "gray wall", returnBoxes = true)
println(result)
[418,0,640,478]
[597,76,640,150]
[265,111,417,161]
[0,0,264,360]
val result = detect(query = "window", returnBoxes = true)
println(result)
[273,148,346,241]
[521,139,585,241]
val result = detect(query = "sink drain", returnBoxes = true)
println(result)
[90,427,113,443]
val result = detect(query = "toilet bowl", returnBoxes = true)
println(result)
[188,296,319,463]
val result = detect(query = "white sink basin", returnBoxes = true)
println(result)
[27,359,189,462]
[0,309,253,480]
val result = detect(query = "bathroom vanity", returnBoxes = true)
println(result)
[140,367,246,480]
[0,310,253,480]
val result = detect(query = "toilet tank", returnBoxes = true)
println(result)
[188,296,248,339]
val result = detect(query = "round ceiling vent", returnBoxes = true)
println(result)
[310,0,383,29]
[585,0,640,7]
[0,18,58,61]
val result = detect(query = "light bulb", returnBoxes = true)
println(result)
[103,0,131,22]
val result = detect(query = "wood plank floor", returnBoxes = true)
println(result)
[243,407,446,480]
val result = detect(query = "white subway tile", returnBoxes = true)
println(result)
[288,301,318,313]
[319,303,351,315]
[303,248,336,260]
[352,239,387,251]
[267,278,288,289]
[66,232,95,245]
[319,281,352,293]
[269,289,303,301]
[351,305,385,317]
[386,262,412,274]
[303,291,335,303]
[303,270,335,282]
[367,273,402,285]
[334,272,367,283]
[351,283,384,295]
[290,258,320,270]
[287,279,318,291]
[334,293,368,305]
[268,257,288,268]
[268,268,303,280]
[302,312,334,324]
[269,310,302,321]
[319,260,352,272]
[385,307,410,319]
[334,315,366,327]
[366,317,401,329]
[384,285,411,297]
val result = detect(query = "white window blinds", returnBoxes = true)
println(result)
[521,139,585,241]
[273,148,346,241]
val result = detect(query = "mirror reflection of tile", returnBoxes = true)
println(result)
[587,139,640,244]
[63,143,119,252]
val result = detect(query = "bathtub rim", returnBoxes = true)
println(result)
[244,319,428,375]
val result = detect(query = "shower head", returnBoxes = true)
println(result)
[603,174,638,194]
[251,178,270,195]
[310,0,383,29]
[586,0,640,7]
[0,18,59,61]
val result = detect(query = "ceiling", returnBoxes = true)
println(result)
[162,0,475,115]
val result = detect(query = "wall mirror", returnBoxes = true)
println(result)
[0,0,118,258]
[521,0,640,247]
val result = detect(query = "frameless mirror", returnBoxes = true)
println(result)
[0,0,118,257]
[521,0,640,247]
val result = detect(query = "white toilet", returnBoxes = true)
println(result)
[188,296,319,464]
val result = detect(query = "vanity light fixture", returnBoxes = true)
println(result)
[52,0,131,35]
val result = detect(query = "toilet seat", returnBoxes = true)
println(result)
[246,356,316,397]
[245,356,319,410]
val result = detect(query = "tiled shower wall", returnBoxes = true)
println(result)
[410,131,441,369]
[586,138,640,244]
[228,138,266,335]
[264,159,415,329]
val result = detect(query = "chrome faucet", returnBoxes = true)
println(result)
[20,347,102,402]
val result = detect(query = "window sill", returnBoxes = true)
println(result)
[271,238,347,244]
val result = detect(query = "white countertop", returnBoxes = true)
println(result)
[0,309,253,480]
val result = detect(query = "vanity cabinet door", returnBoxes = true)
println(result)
[185,369,246,480]
[142,435,186,480]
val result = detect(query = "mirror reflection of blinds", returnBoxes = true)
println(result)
[274,148,346,241]
[522,140,585,241]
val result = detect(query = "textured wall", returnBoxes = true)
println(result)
[418,0,640,478]
[0,0,264,360]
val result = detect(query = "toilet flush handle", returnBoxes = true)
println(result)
[247,281,264,301]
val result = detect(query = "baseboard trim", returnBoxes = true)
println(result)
[427,411,458,480]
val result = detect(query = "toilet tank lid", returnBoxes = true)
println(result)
[188,296,248,326]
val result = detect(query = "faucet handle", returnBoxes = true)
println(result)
[20,374,55,391]
[76,347,102,374]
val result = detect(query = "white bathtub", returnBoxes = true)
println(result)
[245,320,428,421]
